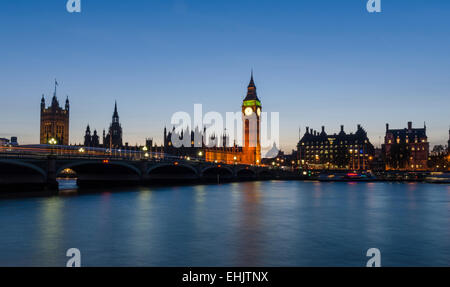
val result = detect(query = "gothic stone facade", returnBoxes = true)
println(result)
[40,84,70,145]
[164,74,262,166]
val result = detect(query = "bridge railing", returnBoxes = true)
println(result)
[0,145,209,164]
[0,145,278,170]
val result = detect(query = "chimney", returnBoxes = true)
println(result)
[408,121,412,130]
[321,126,325,133]
[340,125,344,132]
[386,123,389,132]
[306,127,309,134]
[357,124,361,130]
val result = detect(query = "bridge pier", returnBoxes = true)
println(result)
[138,160,148,184]
[46,156,59,191]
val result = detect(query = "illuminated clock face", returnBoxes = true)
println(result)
[244,107,253,116]
[257,108,261,116]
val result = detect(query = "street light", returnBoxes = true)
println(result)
[48,138,57,155]
[140,146,149,160]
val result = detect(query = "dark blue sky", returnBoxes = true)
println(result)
[0,0,449,150]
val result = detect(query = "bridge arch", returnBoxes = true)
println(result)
[57,160,142,177]
[200,166,234,177]
[147,163,198,176]
[0,159,47,179]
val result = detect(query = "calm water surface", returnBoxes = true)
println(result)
[0,181,449,266]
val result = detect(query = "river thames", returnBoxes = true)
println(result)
[0,181,448,267]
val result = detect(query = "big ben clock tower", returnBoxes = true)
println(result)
[242,72,262,165]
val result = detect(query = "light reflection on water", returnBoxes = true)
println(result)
[0,181,448,267]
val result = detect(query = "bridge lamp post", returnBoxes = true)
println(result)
[142,146,148,160]
[48,138,57,155]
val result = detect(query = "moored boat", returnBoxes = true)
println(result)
[425,172,450,184]
[318,172,376,182]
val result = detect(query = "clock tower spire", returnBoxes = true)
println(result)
[242,72,262,165]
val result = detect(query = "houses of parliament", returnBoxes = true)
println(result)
[40,81,124,149]
[40,81,70,145]
[164,73,262,165]
[39,75,263,166]
[83,101,123,149]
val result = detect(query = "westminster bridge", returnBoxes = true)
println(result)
[0,145,291,191]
